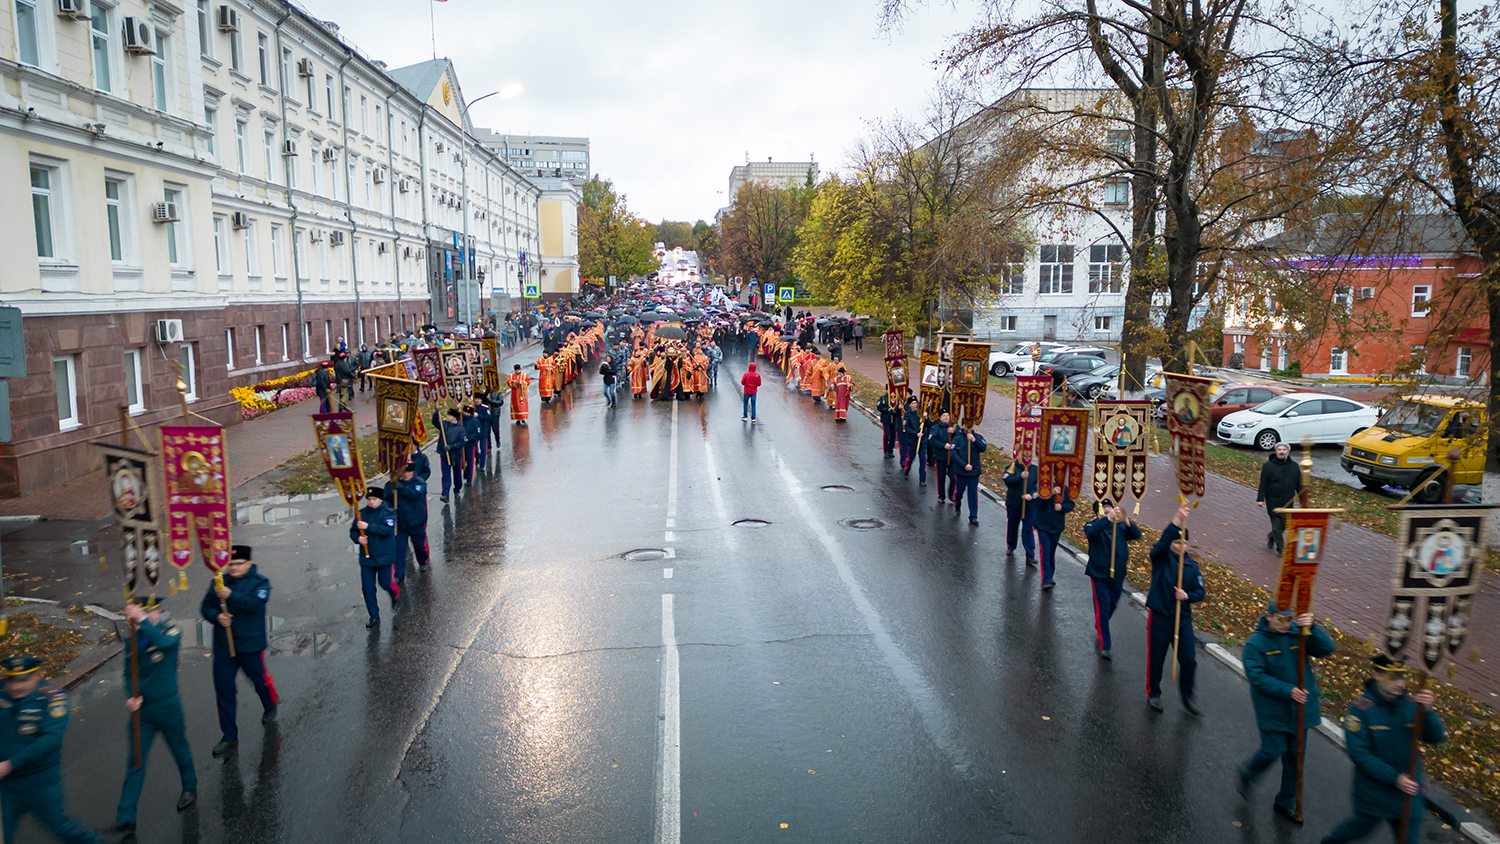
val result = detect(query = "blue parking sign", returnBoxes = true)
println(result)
[765,283,775,300]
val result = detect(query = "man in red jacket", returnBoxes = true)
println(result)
[741,363,761,422]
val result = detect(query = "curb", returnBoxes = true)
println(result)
[6,597,127,690]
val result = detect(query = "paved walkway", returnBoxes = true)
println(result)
[828,337,1500,703]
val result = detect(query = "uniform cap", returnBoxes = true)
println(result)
[1370,653,1409,675]
[364,486,386,500]
[1266,599,1294,617]
[2,655,41,676]
[230,545,253,562]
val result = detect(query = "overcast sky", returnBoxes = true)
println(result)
[296,0,984,223]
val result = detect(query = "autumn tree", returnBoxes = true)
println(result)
[577,177,655,282]
[718,182,816,291]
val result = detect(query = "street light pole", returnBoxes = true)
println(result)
[460,90,506,329]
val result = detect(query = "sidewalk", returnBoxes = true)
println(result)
[834,340,1500,703]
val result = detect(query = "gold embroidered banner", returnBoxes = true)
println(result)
[160,425,231,574]
[949,342,990,428]
[440,348,475,400]
[1164,372,1215,500]
[1092,400,1151,503]
[1383,505,1494,672]
[412,348,446,401]
[373,376,421,477]
[99,444,165,594]
[918,349,944,421]
[1013,375,1051,463]
[1276,510,1330,617]
[312,412,366,510]
[1038,407,1089,498]
[883,330,909,404]
[481,337,502,392]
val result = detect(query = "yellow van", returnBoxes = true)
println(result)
[1340,394,1486,502]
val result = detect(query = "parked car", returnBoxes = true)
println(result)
[1040,354,1111,387]
[1341,394,1485,501]
[1067,364,1121,400]
[1012,346,1109,377]
[1209,385,1288,425]
[1217,393,1380,451]
[989,341,1067,377]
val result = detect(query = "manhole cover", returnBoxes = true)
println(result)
[622,549,668,561]
[733,519,771,528]
[822,485,854,492]
[840,518,888,531]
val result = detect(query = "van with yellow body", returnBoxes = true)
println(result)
[1340,394,1486,502]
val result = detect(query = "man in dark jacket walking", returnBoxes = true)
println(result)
[876,394,898,458]
[949,425,987,524]
[385,462,430,580]
[600,358,618,408]
[351,486,401,629]
[432,408,465,501]
[111,600,197,836]
[926,412,956,503]
[333,352,357,410]
[461,405,483,485]
[899,397,922,474]
[1002,455,1039,565]
[1147,507,1207,713]
[314,360,335,413]
[357,344,375,392]
[199,545,276,757]
[1084,499,1141,657]
[1257,443,1302,553]
[1033,486,1075,589]
[1237,600,1336,820]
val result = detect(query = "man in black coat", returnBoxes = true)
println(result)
[1256,442,1303,553]
[357,344,375,392]
[926,411,956,503]
[876,394,898,458]
[199,546,276,757]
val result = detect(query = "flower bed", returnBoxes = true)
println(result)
[233,368,318,419]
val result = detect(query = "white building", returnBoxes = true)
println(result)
[727,157,817,202]
[0,0,576,497]
[473,130,588,187]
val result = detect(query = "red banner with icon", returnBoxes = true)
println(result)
[160,425,231,574]
[312,412,367,510]
[1014,375,1051,463]
[1276,510,1331,616]
[1038,407,1089,498]
[1164,372,1215,500]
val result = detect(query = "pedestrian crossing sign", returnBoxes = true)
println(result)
[523,282,540,299]
[778,287,794,304]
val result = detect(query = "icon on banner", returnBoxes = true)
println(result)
[778,287,794,304]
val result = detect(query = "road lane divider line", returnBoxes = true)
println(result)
[667,400,679,521]
[771,452,974,778]
[663,548,676,559]
[702,440,738,551]
[664,568,674,579]
[656,593,682,844]
[664,530,675,542]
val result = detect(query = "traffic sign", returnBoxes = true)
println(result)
[764,283,775,300]
[524,282,540,299]
[778,287,795,304]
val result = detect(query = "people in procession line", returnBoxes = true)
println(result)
[1257,442,1303,554]
[199,545,277,758]
[927,411,956,503]
[461,404,482,483]
[386,461,431,578]
[948,424,987,525]
[876,393,898,458]
[507,364,532,425]
[1238,600,1335,822]
[1002,454,1040,565]
[109,601,197,842]
[1082,499,1140,658]
[352,486,401,629]
[432,408,465,502]
[474,398,493,469]
[899,397,922,475]
[1147,507,1207,714]
[0,655,102,844]
[1033,484,1074,589]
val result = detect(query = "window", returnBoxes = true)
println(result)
[280,47,293,94]
[244,220,259,278]
[123,349,145,413]
[302,322,311,359]
[254,325,264,365]
[1278,344,1289,370]
[264,130,276,183]
[1233,336,1245,357]
[1094,315,1112,331]
[235,118,249,173]
[305,71,316,112]
[53,355,79,430]
[310,148,322,195]
[281,324,290,361]
[105,177,126,262]
[1457,347,1472,378]
[1103,179,1129,205]
[326,75,335,119]
[212,214,229,275]
[225,328,235,370]
[204,103,219,158]
[257,32,269,86]
[360,96,368,134]
[270,224,286,278]
[294,228,307,279]
[1088,244,1124,293]
[1039,245,1074,294]
[90,3,112,92]
[152,30,171,112]
[228,25,240,71]
[196,0,211,57]
[1290,400,1325,416]
[16,0,41,66]
[163,186,184,265]
[31,163,60,259]
[1324,400,1360,414]
[286,139,299,189]
[1261,344,1271,370]
[1333,285,1353,310]
[998,315,1017,332]
[1411,285,1430,315]
[180,343,197,401]
[1329,347,1347,374]
[323,320,331,354]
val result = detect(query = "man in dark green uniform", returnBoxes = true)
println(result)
[106,601,198,842]
[0,655,101,843]
[1321,654,1446,844]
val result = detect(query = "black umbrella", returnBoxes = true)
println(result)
[656,312,682,322]
[656,325,688,340]
[640,313,666,323]
[586,310,607,318]
[680,308,705,318]
[616,315,640,325]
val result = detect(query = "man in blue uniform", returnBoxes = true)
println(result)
[1002,455,1039,566]
[926,411,956,504]
[109,601,197,841]
[1083,499,1141,658]
[461,404,483,485]
[0,656,100,843]
[1321,654,1445,843]
[473,398,493,469]
[899,397,922,476]
[405,436,432,486]
[483,390,505,454]
[353,486,402,629]
[875,394,897,458]
[200,545,277,758]
[386,461,430,579]
[431,408,465,502]
[948,425,987,525]
[1146,506,1206,714]
[1032,486,1074,590]
[1238,600,1336,821]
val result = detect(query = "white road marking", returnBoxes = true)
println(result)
[663,548,676,559]
[667,400,679,520]
[663,568,674,579]
[665,518,676,528]
[656,593,681,844]
[702,440,737,551]
[664,531,675,542]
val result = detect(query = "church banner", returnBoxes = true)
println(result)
[949,342,990,427]
[918,349,944,421]
[373,376,422,477]
[1092,400,1151,503]
[441,348,475,400]
[100,444,165,595]
[412,348,446,402]
[883,330,908,404]
[1038,407,1089,498]
[312,412,367,511]
[1276,510,1331,616]
[1164,372,1216,500]
[160,425,231,576]
[1013,374,1051,463]
[481,337,502,392]
[1382,504,1494,673]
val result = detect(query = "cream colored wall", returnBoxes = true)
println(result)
[539,199,563,256]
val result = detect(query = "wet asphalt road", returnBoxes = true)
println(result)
[42,347,1465,843]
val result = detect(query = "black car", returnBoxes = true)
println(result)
[1039,354,1110,387]
[1066,364,1121,400]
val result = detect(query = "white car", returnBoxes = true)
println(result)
[1216,392,1380,451]
[1010,346,1110,377]
[988,342,1065,377]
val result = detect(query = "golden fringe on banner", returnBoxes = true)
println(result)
[918,349,944,420]
[373,376,421,476]
[949,342,990,427]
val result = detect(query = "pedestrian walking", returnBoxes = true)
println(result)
[949,425,987,525]
[109,601,197,841]
[852,320,864,352]
[741,362,761,422]
[1237,600,1335,822]
[199,545,277,758]
[1002,455,1039,565]
[484,389,505,449]
[432,408,465,501]
[333,351,357,410]
[899,397,922,475]
[1083,499,1141,657]
[506,364,531,425]
[314,360,334,414]
[1033,486,1074,589]
[385,462,431,578]
[1321,654,1445,844]
[0,656,102,844]
[747,329,759,364]
[461,404,482,485]
[357,344,375,392]
[876,394,898,457]
[600,358,618,408]
[927,411,956,503]
[1146,507,1206,714]
[1257,442,1303,553]
[352,486,401,629]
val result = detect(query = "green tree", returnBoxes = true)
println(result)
[577,177,655,282]
[718,182,816,291]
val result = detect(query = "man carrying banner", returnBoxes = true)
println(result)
[431,408,465,502]
[1147,507,1206,714]
[899,397,922,477]
[1002,455,1039,566]
[461,405,483,484]
[386,462,430,578]
[352,486,401,629]
[473,398,493,470]
[1033,485,1075,590]
[876,394,898,458]
[1084,499,1140,658]
[1237,600,1334,822]
[199,545,276,758]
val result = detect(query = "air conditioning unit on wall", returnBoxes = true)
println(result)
[155,319,184,343]
[308,228,324,242]
[1357,287,1376,300]
[328,231,345,246]
[122,18,153,55]
[56,0,91,21]
[151,202,179,223]
[230,211,250,229]
[297,58,314,77]
[217,5,239,31]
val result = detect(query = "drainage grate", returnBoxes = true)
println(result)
[822,485,854,492]
[622,549,668,561]
[733,519,771,528]
[839,518,888,531]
